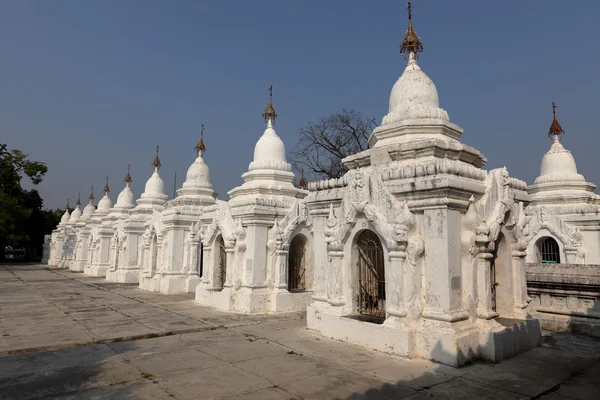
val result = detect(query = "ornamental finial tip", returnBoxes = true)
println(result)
[548,101,565,140]
[262,85,278,124]
[298,168,306,189]
[152,145,161,169]
[195,125,206,154]
[124,164,132,183]
[400,2,423,60]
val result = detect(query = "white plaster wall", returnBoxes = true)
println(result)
[580,230,600,264]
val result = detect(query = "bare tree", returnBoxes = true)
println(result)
[289,110,377,181]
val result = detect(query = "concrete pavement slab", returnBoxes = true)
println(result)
[45,380,176,400]
[161,364,273,400]
[425,377,528,400]
[2,264,600,399]
[281,366,416,400]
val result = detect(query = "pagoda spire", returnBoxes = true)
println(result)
[65,198,71,212]
[548,102,565,142]
[104,176,110,194]
[195,124,206,156]
[88,186,95,202]
[298,168,306,189]
[75,193,81,206]
[400,2,424,60]
[262,85,278,125]
[124,164,132,183]
[152,145,161,170]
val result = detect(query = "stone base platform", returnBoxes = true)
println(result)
[307,303,542,367]
[69,260,86,272]
[196,285,314,313]
[85,264,108,277]
[105,268,140,283]
[138,273,200,294]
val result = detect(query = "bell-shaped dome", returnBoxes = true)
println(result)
[382,53,449,125]
[60,209,70,224]
[69,206,82,223]
[115,184,136,208]
[252,119,287,164]
[534,105,585,185]
[97,193,113,211]
[535,140,585,184]
[184,153,212,188]
[82,202,95,218]
[144,168,166,197]
[540,141,578,176]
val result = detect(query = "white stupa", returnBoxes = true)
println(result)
[174,125,217,205]
[111,165,136,215]
[68,195,82,224]
[197,87,308,312]
[228,87,305,203]
[96,178,113,215]
[108,147,169,284]
[58,200,71,227]
[132,146,169,211]
[366,15,472,153]
[528,103,600,209]
[143,129,217,294]
[71,187,96,272]
[81,187,96,221]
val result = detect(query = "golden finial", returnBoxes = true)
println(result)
[104,176,110,193]
[152,145,161,169]
[124,164,132,183]
[195,124,206,154]
[400,2,424,59]
[75,193,81,206]
[262,85,278,123]
[298,168,306,189]
[548,102,565,140]
[65,198,71,211]
[88,186,95,201]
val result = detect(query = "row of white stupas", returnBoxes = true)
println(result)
[43,4,600,366]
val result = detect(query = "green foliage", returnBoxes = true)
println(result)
[0,145,48,185]
[0,143,51,260]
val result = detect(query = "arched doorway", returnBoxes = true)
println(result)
[288,234,307,291]
[150,234,158,276]
[491,233,511,315]
[113,237,119,269]
[537,237,560,263]
[356,230,386,321]
[217,236,226,289]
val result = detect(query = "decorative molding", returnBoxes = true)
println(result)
[248,159,291,172]
[229,197,294,209]
[323,168,424,253]
[474,167,515,246]
[269,200,313,251]
[525,206,585,262]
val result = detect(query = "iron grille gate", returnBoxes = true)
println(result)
[150,236,158,275]
[288,235,307,291]
[540,238,560,263]
[219,237,227,288]
[197,243,204,277]
[357,230,386,321]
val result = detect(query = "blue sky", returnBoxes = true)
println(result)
[1,0,599,209]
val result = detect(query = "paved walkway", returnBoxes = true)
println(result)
[1,264,599,400]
